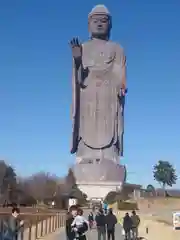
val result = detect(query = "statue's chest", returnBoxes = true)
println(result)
[82,43,116,68]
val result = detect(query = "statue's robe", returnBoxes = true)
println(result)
[71,39,126,162]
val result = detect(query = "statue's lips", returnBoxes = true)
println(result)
[96,28,104,31]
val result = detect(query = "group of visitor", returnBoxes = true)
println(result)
[66,206,117,240]
[122,210,140,240]
[65,205,140,240]
[95,208,117,240]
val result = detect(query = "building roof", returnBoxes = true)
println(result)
[124,182,142,189]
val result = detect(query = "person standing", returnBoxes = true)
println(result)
[123,213,132,240]
[71,208,88,240]
[105,209,117,240]
[103,203,108,215]
[88,212,94,229]
[95,209,106,240]
[66,206,79,240]
[131,210,140,240]
[66,211,76,240]
[3,207,24,240]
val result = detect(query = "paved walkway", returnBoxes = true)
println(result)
[44,210,124,240]
[52,224,124,240]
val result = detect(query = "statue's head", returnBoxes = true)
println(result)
[88,5,112,40]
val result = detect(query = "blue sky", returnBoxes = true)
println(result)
[0,1,180,187]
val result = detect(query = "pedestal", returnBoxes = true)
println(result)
[72,159,126,200]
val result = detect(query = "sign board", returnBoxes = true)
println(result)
[173,212,180,229]
[68,198,77,208]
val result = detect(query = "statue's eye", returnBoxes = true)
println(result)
[101,19,108,23]
[93,19,98,23]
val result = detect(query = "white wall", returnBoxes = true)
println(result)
[77,181,122,200]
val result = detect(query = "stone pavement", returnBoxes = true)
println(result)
[42,209,124,240]
[50,224,124,240]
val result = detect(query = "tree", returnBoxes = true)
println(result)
[65,168,76,190]
[64,168,87,203]
[22,172,59,203]
[153,160,177,195]
[0,160,17,204]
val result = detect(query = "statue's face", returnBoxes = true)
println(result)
[89,14,110,39]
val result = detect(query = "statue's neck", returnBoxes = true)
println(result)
[91,37,108,43]
[91,35,109,41]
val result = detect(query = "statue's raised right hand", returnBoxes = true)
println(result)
[69,37,82,61]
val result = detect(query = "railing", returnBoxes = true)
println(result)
[0,212,66,240]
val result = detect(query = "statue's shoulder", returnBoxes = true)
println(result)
[108,41,124,55]
[82,40,92,47]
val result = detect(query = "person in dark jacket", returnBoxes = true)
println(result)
[66,212,76,240]
[71,208,88,240]
[105,209,117,240]
[4,207,24,240]
[103,203,108,215]
[66,207,88,240]
[123,213,132,240]
[95,209,106,240]
[73,222,88,240]
[88,212,94,229]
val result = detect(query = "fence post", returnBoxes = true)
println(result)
[34,217,38,239]
[57,213,59,228]
[51,216,53,232]
[40,219,44,237]
[45,218,48,235]
[60,215,62,227]
[28,223,32,240]
[55,214,58,229]
[48,216,52,233]
[20,226,24,240]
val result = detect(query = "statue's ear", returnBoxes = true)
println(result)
[88,21,90,33]
[88,18,91,32]
[88,20,92,39]
[108,16,112,31]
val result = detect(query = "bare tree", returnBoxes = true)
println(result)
[65,168,76,191]
[21,172,59,202]
[0,160,17,204]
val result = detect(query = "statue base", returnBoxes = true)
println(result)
[72,159,126,200]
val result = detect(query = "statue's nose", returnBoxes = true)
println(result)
[97,24,102,28]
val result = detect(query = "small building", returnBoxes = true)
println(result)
[122,183,142,200]
[103,182,142,204]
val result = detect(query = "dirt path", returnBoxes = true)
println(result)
[138,215,179,240]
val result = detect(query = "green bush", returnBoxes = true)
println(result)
[117,201,139,210]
